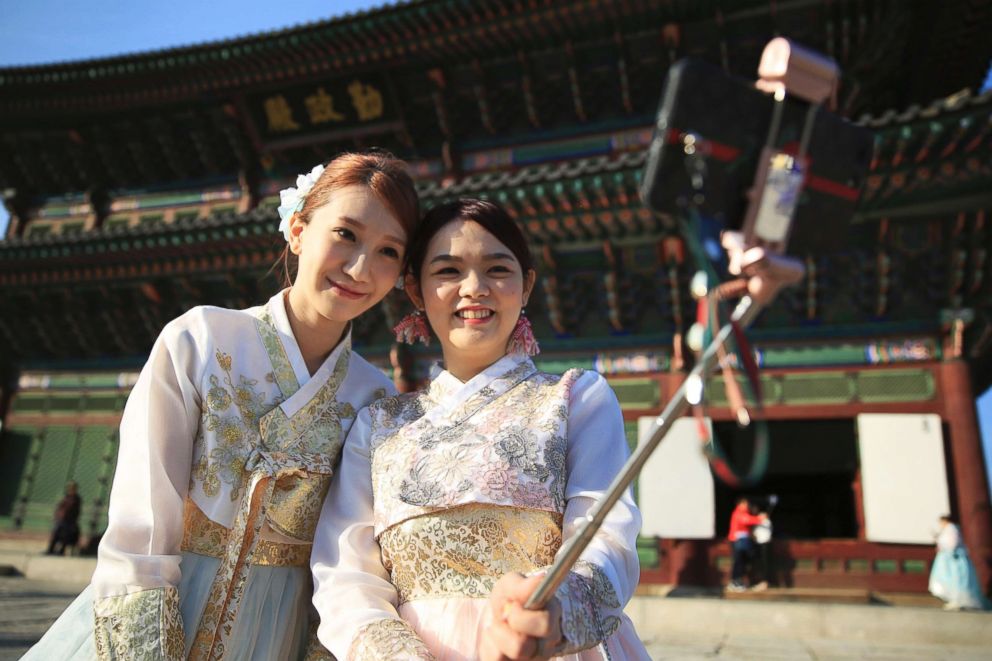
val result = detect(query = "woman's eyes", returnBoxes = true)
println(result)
[332,228,401,259]
[430,265,515,276]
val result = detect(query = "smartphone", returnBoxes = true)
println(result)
[640,58,872,255]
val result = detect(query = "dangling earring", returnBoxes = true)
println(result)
[507,310,540,356]
[393,309,430,346]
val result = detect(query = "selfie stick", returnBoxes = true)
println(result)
[525,38,837,611]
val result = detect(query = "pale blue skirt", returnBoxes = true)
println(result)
[928,547,990,610]
[23,552,312,660]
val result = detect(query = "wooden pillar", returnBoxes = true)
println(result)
[939,360,992,594]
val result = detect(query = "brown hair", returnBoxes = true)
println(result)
[407,198,533,280]
[278,151,420,286]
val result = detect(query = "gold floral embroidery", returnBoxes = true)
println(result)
[555,559,622,655]
[266,472,332,542]
[93,587,184,661]
[253,307,301,399]
[349,619,435,661]
[181,499,311,566]
[193,352,275,502]
[378,504,562,604]
[190,345,353,661]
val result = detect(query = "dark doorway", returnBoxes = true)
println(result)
[712,419,859,540]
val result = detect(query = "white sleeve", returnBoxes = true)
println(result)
[311,406,433,661]
[554,371,641,654]
[90,318,203,660]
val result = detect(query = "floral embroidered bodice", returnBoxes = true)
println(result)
[368,355,582,537]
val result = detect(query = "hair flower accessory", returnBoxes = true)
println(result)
[277,163,325,240]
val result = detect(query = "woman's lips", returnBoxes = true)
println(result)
[456,307,494,325]
[328,279,367,300]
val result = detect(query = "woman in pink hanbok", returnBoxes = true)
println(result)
[311,199,649,660]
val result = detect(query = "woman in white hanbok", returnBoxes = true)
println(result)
[25,152,420,661]
[929,515,990,611]
[311,199,650,660]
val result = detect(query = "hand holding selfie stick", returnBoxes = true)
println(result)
[525,38,837,612]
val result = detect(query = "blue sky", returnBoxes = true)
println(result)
[1,2,991,496]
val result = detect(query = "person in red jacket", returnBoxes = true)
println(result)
[727,497,766,591]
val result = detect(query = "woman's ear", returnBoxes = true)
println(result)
[522,269,537,307]
[288,213,306,256]
[404,273,425,310]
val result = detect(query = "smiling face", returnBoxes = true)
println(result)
[288,184,406,327]
[410,219,536,380]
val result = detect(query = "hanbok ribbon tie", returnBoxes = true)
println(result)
[190,398,345,660]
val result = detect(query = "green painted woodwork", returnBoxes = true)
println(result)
[83,394,126,412]
[10,394,47,413]
[1,422,120,533]
[607,378,660,410]
[761,344,868,367]
[47,395,83,413]
[681,367,935,409]
[636,537,659,568]
[706,375,782,407]
[847,559,869,573]
[29,426,76,503]
[623,420,640,503]
[903,559,928,574]
[532,357,596,373]
[873,559,899,574]
[857,369,934,403]
[781,373,857,405]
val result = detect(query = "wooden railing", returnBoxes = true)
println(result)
[642,538,934,592]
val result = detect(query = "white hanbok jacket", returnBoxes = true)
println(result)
[312,353,650,660]
[90,290,393,660]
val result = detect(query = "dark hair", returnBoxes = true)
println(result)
[407,198,533,280]
[277,151,420,287]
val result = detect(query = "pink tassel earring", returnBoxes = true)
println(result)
[393,310,430,346]
[507,310,540,356]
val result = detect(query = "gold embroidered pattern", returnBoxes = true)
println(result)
[93,587,184,661]
[190,344,353,661]
[259,346,354,454]
[379,504,562,604]
[266,471,332,542]
[349,618,435,661]
[181,499,311,567]
[253,306,301,399]
[556,559,622,655]
[192,350,275,501]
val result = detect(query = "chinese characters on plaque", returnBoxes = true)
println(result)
[255,76,390,138]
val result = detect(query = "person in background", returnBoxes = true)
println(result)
[389,341,423,394]
[47,481,81,556]
[727,497,765,592]
[929,514,990,611]
[750,496,776,591]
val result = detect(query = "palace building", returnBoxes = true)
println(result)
[1,0,989,595]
